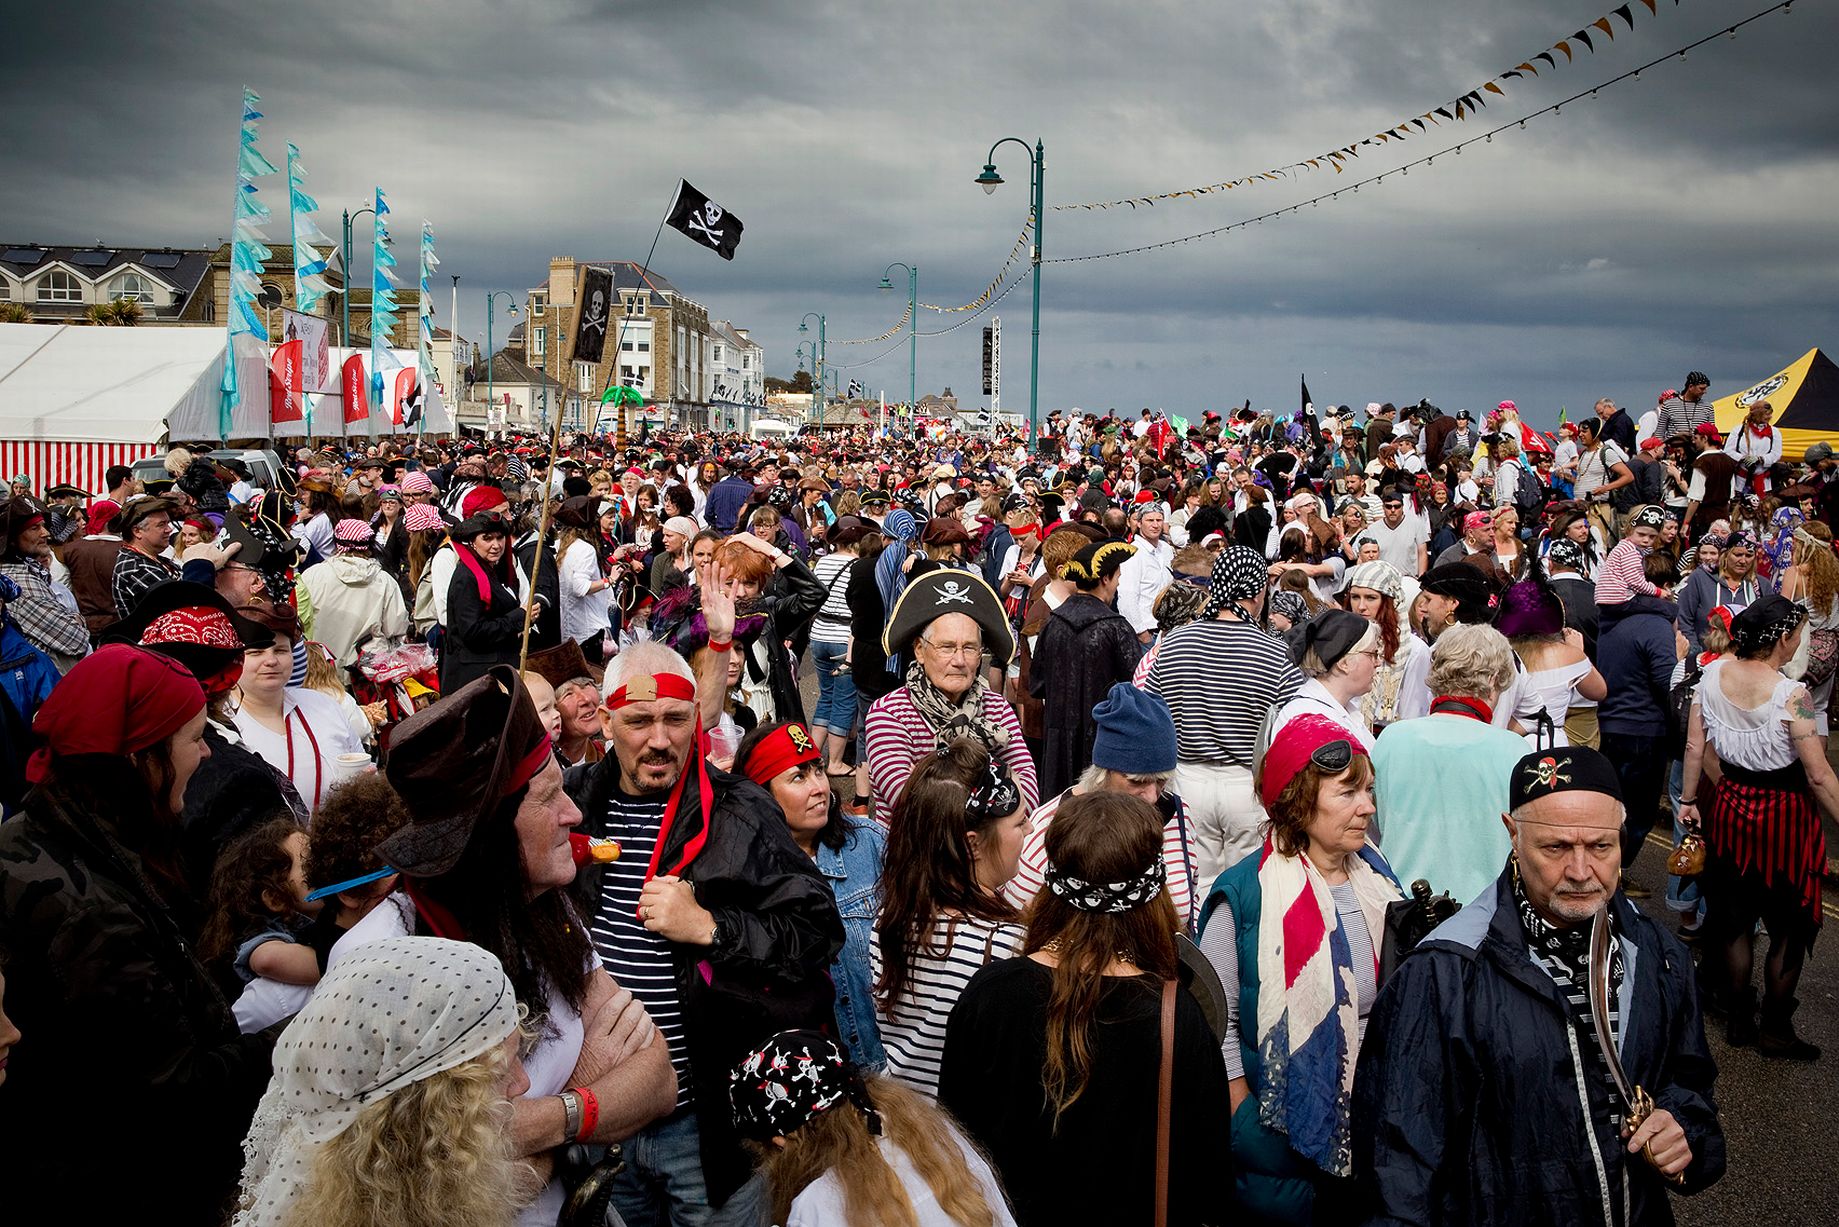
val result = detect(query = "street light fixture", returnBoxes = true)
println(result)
[799,312,825,425]
[339,205,376,349]
[880,262,917,423]
[974,137,1045,445]
[484,291,520,432]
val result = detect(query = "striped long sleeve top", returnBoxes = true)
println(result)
[864,685,1039,816]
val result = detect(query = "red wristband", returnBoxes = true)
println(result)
[708,637,732,652]
[572,1085,599,1140]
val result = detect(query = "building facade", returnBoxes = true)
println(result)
[707,319,766,432]
[0,244,215,323]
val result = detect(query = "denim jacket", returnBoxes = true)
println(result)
[817,817,887,1070]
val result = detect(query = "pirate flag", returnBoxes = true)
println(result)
[666,180,744,260]
[573,265,614,364]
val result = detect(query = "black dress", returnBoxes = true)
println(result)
[940,957,1230,1227]
[443,551,528,692]
[1028,592,1142,799]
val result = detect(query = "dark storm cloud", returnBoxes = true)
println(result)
[3,0,1834,423]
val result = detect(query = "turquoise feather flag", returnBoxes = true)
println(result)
[369,187,402,431]
[220,86,276,438]
[287,143,331,313]
[417,221,438,433]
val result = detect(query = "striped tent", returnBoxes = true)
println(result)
[1712,347,1839,460]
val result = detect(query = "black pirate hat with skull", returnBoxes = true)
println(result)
[881,570,1014,670]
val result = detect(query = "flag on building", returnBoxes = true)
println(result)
[665,180,744,260]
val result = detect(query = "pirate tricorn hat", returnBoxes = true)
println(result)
[882,569,1014,670]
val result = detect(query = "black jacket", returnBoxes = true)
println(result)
[1029,591,1143,799]
[0,762,275,1222]
[514,533,562,651]
[742,556,826,725]
[1353,872,1724,1226]
[443,550,530,692]
[563,754,844,1203]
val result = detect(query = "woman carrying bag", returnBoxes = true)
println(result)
[940,790,1229,1227]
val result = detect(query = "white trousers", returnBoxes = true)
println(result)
[1172,760,1264,891]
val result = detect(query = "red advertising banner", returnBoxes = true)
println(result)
[269,339,304,424]
[393,367,419,427]
[341,354,369,425]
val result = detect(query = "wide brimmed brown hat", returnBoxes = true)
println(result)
[378,665,553,878]
[523,638,593,689]
[882,569,1014,670]
[921,516,972,546]
[117,494,178,533]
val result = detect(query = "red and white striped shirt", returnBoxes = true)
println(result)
[1002,788,1198,931]
[1594,539,1661,606]
[864,686,1039,816]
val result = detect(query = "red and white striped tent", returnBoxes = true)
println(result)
[0,322,268,494]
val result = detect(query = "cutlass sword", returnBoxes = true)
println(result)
[1587,908,1685,1187]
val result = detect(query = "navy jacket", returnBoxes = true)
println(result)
[703,476,757,533]
[1353,872,1724,1227]
[1596,594,1678,737]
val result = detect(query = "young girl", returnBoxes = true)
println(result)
[199,817,323,1033]
[304,772,411,949]
[303,638,376,746]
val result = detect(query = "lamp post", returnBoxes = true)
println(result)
[974,138,1045,446]
[878,263,917,418]
[339,205,376,350]
[484,291,520,433]
[798,312,825,426]
[447,273,461,425]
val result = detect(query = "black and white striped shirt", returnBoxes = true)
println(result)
[1146,619,1304,766]
[590,790,692,1108]
[870,913,1024,1097]
[811,553,855,645]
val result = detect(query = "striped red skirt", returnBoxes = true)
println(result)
[1706,763,1825,928]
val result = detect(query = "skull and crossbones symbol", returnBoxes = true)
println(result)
[1528,755,1571,792]
[687,201,725,245]
[581,289,607,340]
[936,581,973,606]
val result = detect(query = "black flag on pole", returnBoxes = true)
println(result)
[1300,373,1313,415]
[572,265,614,364]
[665,180,744,260]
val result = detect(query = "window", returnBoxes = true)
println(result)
[741,354,751,370]
[712,344,724,364]
[111,272,155,304]
[0,279,9,300]
[37,269,81,302]
[531,294,546,318]
[532,326,545,359]
[577,362,593,393]
[625,293,648,316]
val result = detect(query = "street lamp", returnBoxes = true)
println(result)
[484,291,520,432]
[879,262,917,420]
[340,205,376,349]
[798,312,825,424]
[448,273,461,427]
[974,137,1045,445]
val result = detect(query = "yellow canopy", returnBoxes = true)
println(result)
[1711,347,1839,459]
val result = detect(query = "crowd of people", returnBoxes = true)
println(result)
[0,378,1833,1224]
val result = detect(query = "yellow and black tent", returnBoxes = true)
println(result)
[1712,348,1839,459]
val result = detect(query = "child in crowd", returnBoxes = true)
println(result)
[303,638,375,747]
[302,772,412,955]
[1594,504,1673,608]
[199,817,323,1033]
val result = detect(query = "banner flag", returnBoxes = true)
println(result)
[1301,373,1313,416]
[665,180,745,260]
[341,354,370,425]
[220,86,276,438]
[282,309,330,390]
[269,339,304,424]
[572,265,614,363]
[393,367,422,428]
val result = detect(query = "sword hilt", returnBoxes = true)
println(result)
[1627,1085,1686,1187]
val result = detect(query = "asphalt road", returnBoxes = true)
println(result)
[1626,837,1838,1227]
[807,670,1837,1225]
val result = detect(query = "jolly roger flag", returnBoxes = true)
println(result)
[665,180,744,260]
[573,265,614,364]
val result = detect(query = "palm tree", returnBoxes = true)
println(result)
[0,302,31,324]
[84,299,143,326]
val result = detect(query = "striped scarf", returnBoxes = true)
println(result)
[1252,838,1400,1176]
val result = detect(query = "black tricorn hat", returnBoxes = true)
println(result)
[377,665,552,878]
[882,569,1014,670]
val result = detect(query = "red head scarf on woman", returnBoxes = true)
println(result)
[27,645,204,783]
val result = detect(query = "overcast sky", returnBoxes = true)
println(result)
[5,0,1835,427]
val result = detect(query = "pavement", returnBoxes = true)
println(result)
[805,668,1838,1223]
[1626,836,1838,1227]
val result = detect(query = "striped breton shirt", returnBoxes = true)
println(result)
[588,789,692,1109]
[1003,788,1198,931]
[1145,619,1303,767]
[870,913,1024,1097]
[863,687,1039,815]
[810,553,855,646]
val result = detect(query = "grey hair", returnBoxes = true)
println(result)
[1427,623,1517,700]
[1077,763,1175,792]
[602,639,695,697]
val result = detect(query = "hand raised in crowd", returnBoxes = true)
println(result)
[699,557,738,642]
[179,538,242,570]
[636,874,716,945]
[1626,1107,1692,1179]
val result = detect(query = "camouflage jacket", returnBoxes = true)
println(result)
[0,768,274,1220]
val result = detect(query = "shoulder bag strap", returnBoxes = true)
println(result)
[1155,976,1176,1227]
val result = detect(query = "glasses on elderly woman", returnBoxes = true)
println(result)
[918,636,986,663]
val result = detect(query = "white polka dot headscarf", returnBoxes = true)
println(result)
[233,936,518,1227]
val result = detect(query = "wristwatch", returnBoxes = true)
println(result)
[559,1089,583,1142]
[707,917,729,952]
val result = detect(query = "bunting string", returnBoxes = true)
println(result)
[826,301,914,346]
[918,217,1033,312]
[1056,0,1689,211]
[1043,0,1796,262]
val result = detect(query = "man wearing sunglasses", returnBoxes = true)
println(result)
[1356,745,1725,1224]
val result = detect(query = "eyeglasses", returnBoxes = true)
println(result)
[1310,739,1356,773]
[918,637,985,662]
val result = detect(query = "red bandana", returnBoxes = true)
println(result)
[142,608,242,651]
[740,723,820,788]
